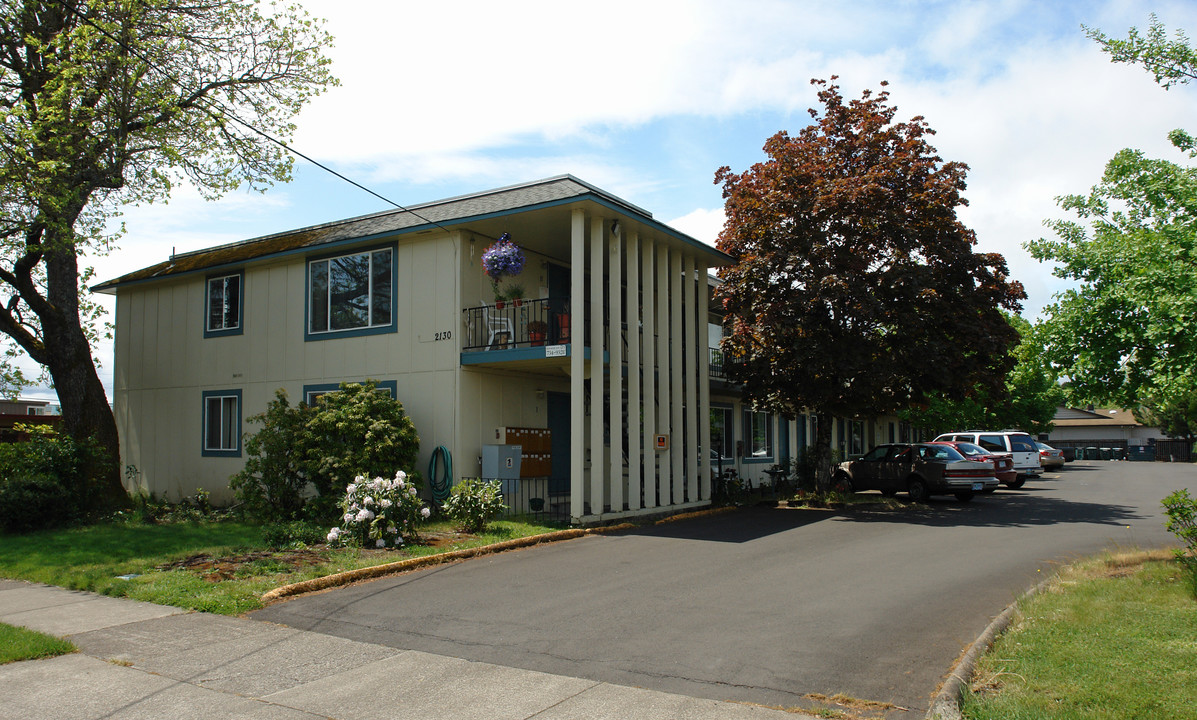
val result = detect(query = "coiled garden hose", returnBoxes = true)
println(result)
[428,445,452,505]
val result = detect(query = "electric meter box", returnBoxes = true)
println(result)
[481,444,522,480]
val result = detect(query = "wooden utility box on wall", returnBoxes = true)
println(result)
[497,426,552,477]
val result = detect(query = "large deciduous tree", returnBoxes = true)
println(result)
[899,313,1063,436]
[0,1,335,509]
[715,79,1025,486]
[1026,144,1197,410]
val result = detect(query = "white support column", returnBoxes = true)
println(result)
[608,223,623,513]
[626,231,641,511]
[570,210,586,522]
[684,254,699,504]
[641,238,657,509]
[698,260,712,501]
[590,216,605,517]
[655,243,671,505]
[670,249,684,505]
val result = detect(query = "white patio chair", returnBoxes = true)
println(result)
[483,302,514,349]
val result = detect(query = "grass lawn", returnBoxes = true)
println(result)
[0,622,75,664]
[962,549,1197,720]
[0,518,565,616]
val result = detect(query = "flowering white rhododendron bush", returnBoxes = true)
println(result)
[326,471,430,548]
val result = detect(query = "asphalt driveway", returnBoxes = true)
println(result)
[251,461,1191,718]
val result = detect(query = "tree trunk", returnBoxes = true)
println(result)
[39,242,128,511]
[814,414,834,493]
[43,320,127,510]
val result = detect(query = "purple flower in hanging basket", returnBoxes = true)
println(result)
[481,233,526,283]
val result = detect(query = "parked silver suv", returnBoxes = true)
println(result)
[930,431,1042,488]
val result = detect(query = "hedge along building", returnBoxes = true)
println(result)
[94,176,734,524]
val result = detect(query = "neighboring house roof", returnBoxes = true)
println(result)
[1051,406,1143,428]
[93,175,731,293]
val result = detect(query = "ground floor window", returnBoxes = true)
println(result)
[849,419,865,457]
[710,405,734,459]
[202,390,241,457]
[303,380,397,406]
[743,408,773,461]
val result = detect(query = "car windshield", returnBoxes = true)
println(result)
[954,442,988,457]
[1035,442,1055,451]
[918,444,965,461]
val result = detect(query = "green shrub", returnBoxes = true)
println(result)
[442,478,506,533]
[0,426,106,533]
[261,520,327,549]
[230,390,312,523]
[1162,488,1197,596]
[302,382,421,500]
[231,381,422,524]
[0,473,76,534]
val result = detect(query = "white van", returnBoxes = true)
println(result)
[931,431,1042,488]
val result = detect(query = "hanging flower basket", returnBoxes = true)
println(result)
[481,233,525,302]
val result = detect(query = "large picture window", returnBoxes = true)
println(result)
[743,408,773,461]
[202,390,242,457]
[205,272,242,336]
[308,247,394,338]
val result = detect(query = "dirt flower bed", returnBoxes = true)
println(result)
[156,530,479,582]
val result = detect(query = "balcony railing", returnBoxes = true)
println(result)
[462,298,571,351]
[709,347,726,379]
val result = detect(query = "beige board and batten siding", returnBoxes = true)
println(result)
[115,231,460,503]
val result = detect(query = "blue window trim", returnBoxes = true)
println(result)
[203,270,244,338]
[302,379,398,406]
[742,407,775,464]
[304,243,398,342]
[201,389,242,458]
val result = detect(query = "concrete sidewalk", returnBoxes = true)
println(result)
[0,579,814,720]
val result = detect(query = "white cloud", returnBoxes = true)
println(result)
[668,207,726,248]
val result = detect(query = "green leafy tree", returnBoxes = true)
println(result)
[715,79,1026,487]
[901,313,1063,435]
[1085,14,1197,90]
[1026,145,1197,409]
[1135,388,1197,442]
[0,1,336,510]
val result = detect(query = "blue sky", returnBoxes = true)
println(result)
[37,0,1197,402]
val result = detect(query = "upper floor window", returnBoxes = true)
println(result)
[205,272,243,337]
[307,247,395,339]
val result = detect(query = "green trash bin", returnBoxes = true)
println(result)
[1084,447,1098,460]
[1099,447,1111,460]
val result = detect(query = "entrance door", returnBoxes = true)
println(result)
[547,391,571,495]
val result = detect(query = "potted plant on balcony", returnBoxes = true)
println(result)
[527,319,548,346]
[482,233,525,309]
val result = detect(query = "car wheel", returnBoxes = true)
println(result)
[907,477,929,502]
[1006,476,1026,489]
[955,491,975,502]
[831,473,853,494]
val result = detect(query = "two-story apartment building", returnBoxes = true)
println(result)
[96,176,917,524]
[96,177,740,524]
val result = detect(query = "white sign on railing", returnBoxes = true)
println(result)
[545,345,567,357]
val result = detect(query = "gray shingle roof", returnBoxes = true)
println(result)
[94,175,715,292]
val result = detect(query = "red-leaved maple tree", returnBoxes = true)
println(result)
[714,78,1026,487]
